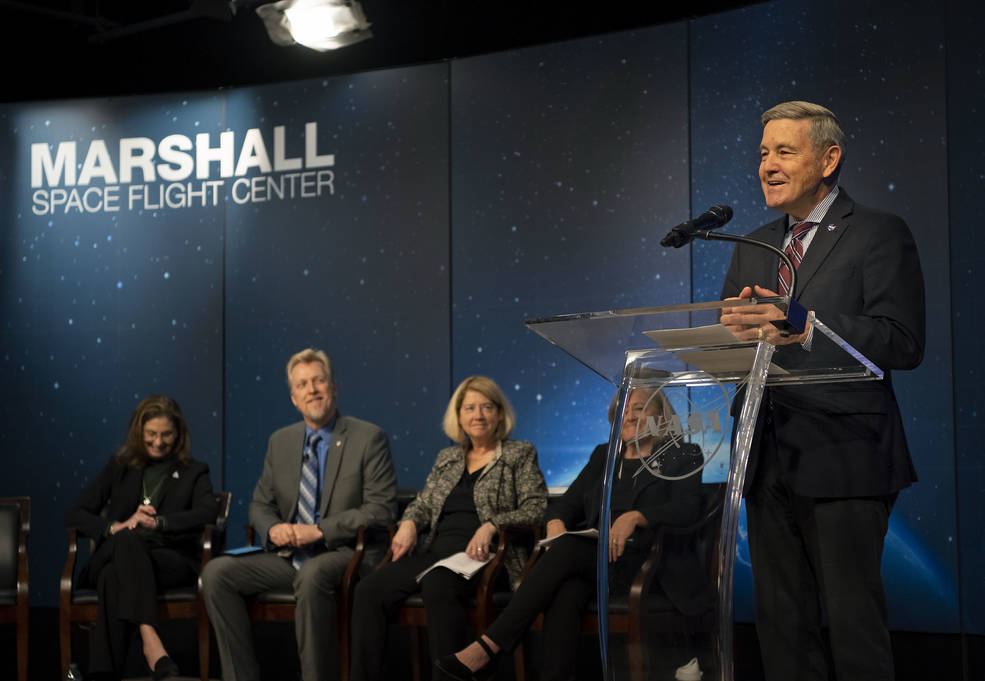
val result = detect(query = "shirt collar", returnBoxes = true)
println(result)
[305,413,337,443]
[788,185,840,229]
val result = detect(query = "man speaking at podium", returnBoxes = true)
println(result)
[719,101,925,681]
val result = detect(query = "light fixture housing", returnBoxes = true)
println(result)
[256,0,372,51]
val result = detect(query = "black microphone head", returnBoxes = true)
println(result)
[661,204,734,248]
[660,229,690,248]
[708,205,733,226]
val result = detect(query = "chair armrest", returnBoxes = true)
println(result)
[475,525,510,596]
[339,525,370,617]
[374,523,401,568]
[193,523,217,595]
[513,523,547,587]
[60,528,80,609]
[17,497,31,607]
[628,527,666,610]
[473,523,541,627]
[199,524,216,569]
[16,499,29,607]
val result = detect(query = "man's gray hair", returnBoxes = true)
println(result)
[762,100,847,170]
[285,348,333,387]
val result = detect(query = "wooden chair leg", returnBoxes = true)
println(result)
[338,616,350,681]
[59,608,72,679]
[409,626,423,681]
[513,641,527,681]
[627,633,645,681]
[198,609,210,681]
[16,607,28,681]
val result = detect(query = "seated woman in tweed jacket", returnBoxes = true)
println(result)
[350,375,548,681]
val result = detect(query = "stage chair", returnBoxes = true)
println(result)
[60,490,232,681]
[0,497,30,681]
[515,482,726,681]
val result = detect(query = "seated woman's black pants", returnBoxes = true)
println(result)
[484,534,638,681]
[83,530,196,676]
[350,545,479,681]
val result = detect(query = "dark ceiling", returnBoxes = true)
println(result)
[0,0,760,103]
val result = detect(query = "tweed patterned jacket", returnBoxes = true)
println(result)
[401,439,547,588]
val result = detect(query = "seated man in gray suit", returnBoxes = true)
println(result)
[202,348,398,681]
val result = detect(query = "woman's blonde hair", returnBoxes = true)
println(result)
[442,375,515,445]
[608,387,678,439]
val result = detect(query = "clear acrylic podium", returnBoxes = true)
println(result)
[525,297,883,681]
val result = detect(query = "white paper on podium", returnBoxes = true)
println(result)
[644,323,738,349]
[676,347,788,375]
[644,324,789,375]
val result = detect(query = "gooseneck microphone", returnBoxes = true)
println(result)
[660,205,734,248]
[660,204,807,335]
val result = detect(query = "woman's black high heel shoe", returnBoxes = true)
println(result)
[434,637,499,681]
[150,655,179,680]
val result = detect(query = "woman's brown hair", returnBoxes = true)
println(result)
[115,395,191,468]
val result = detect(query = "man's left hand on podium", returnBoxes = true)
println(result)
[721,285,810,346]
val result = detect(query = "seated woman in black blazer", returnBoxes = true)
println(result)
[437,386,707,681]
[65,395,217,681]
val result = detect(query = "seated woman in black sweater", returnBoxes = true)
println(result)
[437,386,707,681]
[65,395,217,681]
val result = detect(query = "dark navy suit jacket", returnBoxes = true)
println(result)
[721,187,925,498]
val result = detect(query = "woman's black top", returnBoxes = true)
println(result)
[431,468,482,555]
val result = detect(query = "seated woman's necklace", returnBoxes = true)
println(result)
[142,467,168,505]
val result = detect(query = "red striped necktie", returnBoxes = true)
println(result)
[778,221,815,296]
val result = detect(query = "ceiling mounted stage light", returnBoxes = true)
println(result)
[256,0,372,51]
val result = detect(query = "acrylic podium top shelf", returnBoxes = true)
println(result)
[525,297,882,387]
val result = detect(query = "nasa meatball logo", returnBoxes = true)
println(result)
[626,371,730,481]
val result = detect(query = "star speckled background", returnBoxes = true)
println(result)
[221,65,452,526]
[450,24,690,483]
[0,0,980,640]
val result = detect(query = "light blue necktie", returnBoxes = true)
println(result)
[293,433,321,569]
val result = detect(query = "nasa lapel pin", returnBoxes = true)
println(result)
[826,224,838,232]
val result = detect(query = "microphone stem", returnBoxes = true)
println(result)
[694,230,798,300]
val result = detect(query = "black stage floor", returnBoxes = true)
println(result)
[4,607,982,681]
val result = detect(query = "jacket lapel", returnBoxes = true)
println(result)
[320,416,346,517]
[476,440,503,481]
[153,462,180,508]
[285,425,306,518]
[794,189,854,299]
